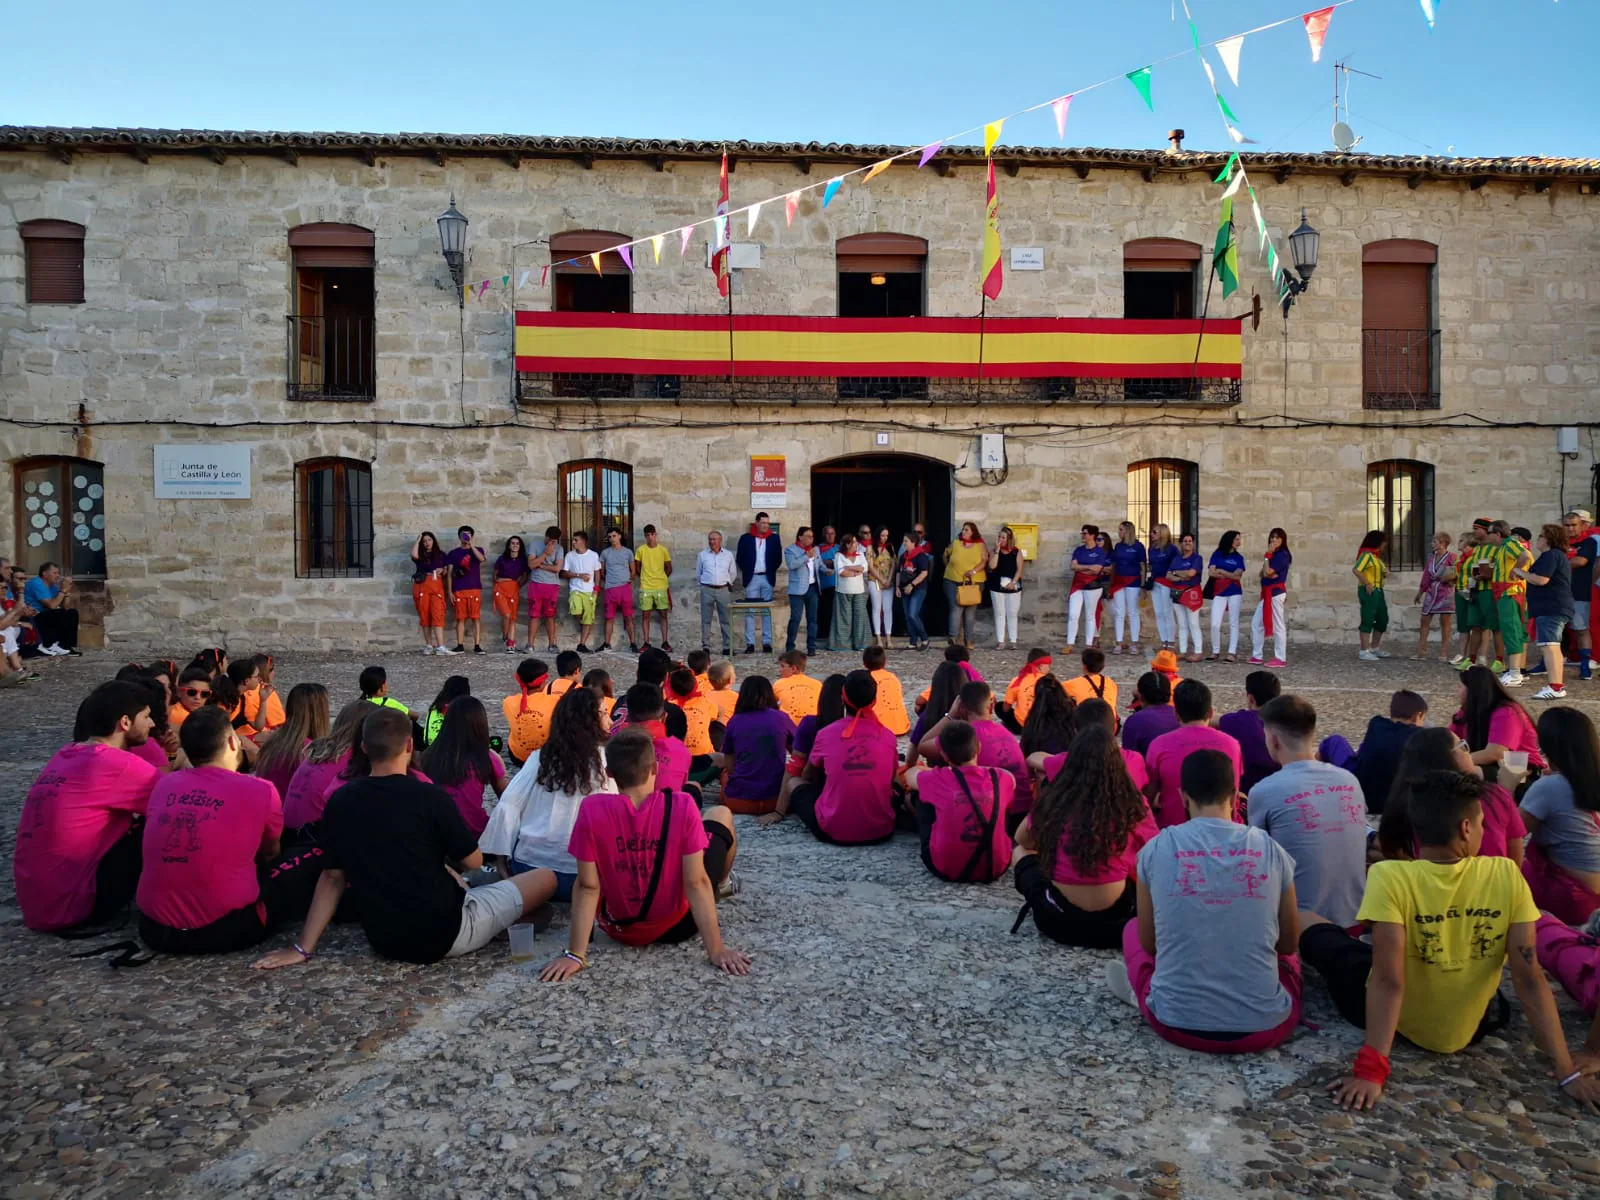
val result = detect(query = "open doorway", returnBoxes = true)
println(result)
[811,453,953,638]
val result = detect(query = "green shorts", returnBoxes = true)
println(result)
[640,588,671,611]
[1358,587,1389,634]
[1454,592,1470,630]
[569,590,597,624]
[1496,595,1526,655]
[1472,590,1500,632]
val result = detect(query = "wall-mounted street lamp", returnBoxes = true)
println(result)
[437,194,469,307]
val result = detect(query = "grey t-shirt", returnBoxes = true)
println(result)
[529,542,563,587]
[1522,774,1600,873]
[1136,818,1296,1033]
[599,546,635,591]
[1247,759,1369,928]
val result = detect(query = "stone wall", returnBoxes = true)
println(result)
[1,146,1596,650]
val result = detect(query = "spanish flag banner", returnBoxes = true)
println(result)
[981,159,1003,301]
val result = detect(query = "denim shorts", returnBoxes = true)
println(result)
[1534,615,1568,645]
[511,859,577,902]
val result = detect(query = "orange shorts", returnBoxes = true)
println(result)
[413,579,446,628]
[493,579,520,618]
[453,590,482,621]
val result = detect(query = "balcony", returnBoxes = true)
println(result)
[514,313,1242,407]
[286,315,376,401]
[1363,328,1440,410]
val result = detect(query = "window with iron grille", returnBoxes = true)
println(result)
[558,460,633,548]
[1126,459,1199,543]
[15,457,106,576]
[21,220,85,305]
[295,458,373,577]
[1362,241,1439,410]
[1366,460,1434,571]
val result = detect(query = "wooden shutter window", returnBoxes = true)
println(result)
[837,233,927,275]
[21,220,86,304]
[288,223,375,269]
[1124,238,1203,274]
[551,231,632,275]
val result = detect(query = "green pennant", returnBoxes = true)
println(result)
[1126,67,1154,111]
[1223,243,1240,300]
[1216,90,1239,125]
[1215,198,1238,300]
[1189,20,1201,53]
[1214,152,1239,183]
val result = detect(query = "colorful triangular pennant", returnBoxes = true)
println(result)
[1419,0,1435,29]
[785,190,801,225]
[616,245,632,272]
[1052,95,1073,140]
[1126,67,1154,111]
[822,176,844,207]
[1226,124,1256,145]
[746,201,763,235]
[1215,35,1244,86]
[517,269,530,288]
[1214,152,1239,183]
[917,142,942,167]
[983,120,1004,156]
[1303,7,1334,63]
[651,234,663,264]
[863,158,892,183]
[679,226,692,256]
[589,254,601,275]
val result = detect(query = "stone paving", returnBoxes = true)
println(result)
[2,642,1598,1200]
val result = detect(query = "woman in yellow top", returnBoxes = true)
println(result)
[866,527,896,649]
[942,522,988,649]
[1354,529,1390,661]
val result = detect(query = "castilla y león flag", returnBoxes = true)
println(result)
[981,159,1003,301]
[712,152,730,298]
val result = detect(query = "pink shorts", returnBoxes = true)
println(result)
[604,584,635,620]
[527,583,559,619]
[1536,913,1599,1015]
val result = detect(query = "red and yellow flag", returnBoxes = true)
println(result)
[712,152,730,298]
[981,159,1003,300]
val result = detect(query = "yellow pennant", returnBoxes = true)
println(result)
[862,158,892,183]
[651,234,663,264]
[984,119,1004,157]
[590,252,602,274]
[463,284,472,303]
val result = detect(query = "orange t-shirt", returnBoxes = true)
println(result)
[241,688,287,731]
[695,673,711,693]
[870,669,911,736]
[1003,672,1047,726]
[773,674,823,723]
[675,695,720,756]
[1063,674,1119,711]
[502,679,575,761]
[708,688,738,723]
[169,704,191,728]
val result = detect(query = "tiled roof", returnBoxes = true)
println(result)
[2,126,1597,181]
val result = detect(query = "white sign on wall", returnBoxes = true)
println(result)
[1010,247,1045,271]
[154,444,253,500]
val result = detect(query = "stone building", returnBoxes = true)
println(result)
[1,126,1597,650]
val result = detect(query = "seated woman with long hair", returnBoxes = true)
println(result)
[254,683,330,803]
[718,676,796,815]
[421,696,507,837]
[1019,675,1076,759]
[1375,726,1525,865]
[906,662,968,769]
[480,686,615,903]
[423,675,472,749]
[1452,664,1544,775]
[1012,724,1159,948]
[1520,706,1600,924]
[283,699,369,832]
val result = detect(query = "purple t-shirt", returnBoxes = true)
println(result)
[1217,708,1280,794]
[793,715,824,759]
[1122,704,1180,757]
[494,554,526,583]
[1071,545,1110,575]
[447,547,483,591]
[722,708,796,803]
[1209,551,1246,597]
[1111,541,1147,579]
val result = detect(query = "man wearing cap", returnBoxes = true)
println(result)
[1564,509,1598,682]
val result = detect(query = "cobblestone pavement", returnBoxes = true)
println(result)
[3,642,1598,1199]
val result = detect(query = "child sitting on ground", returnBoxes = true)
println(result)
[914,644,984,714]
[540,728,750,980]
[1376,727,1524,864]
[1144,680,1244,827]
[1520,706,1600,924]
[997,648,1052,734]
[581,668,616,722]
[665,667,720,782]
[1018,675,1076,759]
[1063,647,1119,711]
[1029,697,1149,795]
[1300,769,1600,1113]
[423,675,471,749]
[686,648,712,692]
[502,658,553,764]
[612,683,696,800]
[904,720,1012,884]
[917,680,1032,836]
[420,696,508,837]
[1013,723,1157,948]
[717,675,796,815]
[1120,672,1177,757]
[773,650,823,722]
[706,660,738,723]
[768,670,900,844]
[774,673,847,819]
[1112,748,1302,1054]
[863,645,911,736]
[1217,670,1282,793]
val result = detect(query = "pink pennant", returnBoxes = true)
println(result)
[616,244,633,271]
[539,266,548,288]
[785,190,801,226]
[678,225,692,256]
[478,280,490,298]
[1302,7,1334,63]
[1051,95,1073,141]
[917,142,942,168]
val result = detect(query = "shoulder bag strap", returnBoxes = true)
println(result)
[1088,675,1107,700]
[952,768,1002,882]
[604,789,676,928]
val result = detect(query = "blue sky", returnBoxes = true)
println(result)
[3,1,1594,158]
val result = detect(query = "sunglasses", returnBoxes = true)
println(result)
[180,687,211,699]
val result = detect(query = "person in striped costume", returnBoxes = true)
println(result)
[1485,520,1535,687]
[1354,531,1390,662]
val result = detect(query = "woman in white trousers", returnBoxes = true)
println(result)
[988,525,1025,648]
[1065,524,1108,648]
[1249,527,1292,665]
[1206,529,1247,662]
[866,527,895,647]
[1165,530,1205,659]
[1147,524,1178,649]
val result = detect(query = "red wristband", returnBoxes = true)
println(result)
[1352,1045,1391,1086]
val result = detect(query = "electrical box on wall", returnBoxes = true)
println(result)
[980,433,1005,469]
[1557,427,1579,455]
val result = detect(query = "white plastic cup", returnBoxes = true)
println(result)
[508,923,537,962]
[1503,751,1529,776]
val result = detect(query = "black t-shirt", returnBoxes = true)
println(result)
[320,774,478,964]
[1573,534,1598,599]
[1527,550,1574,620]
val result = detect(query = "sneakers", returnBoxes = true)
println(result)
[422,645,436,655]
[1524,665,1547,677]
[1372,648,1392,659]
[1266,659,1288,668]
[1499,671,1524,687]
[453,643,467,654]
[1448,653,1466,666]
[576,644,592,654]
[1491,660,1506,674]
[628,642,639,653]
[599,643,612,652]
[473,644,485,655]
[1583,666,1595,682]
[504,640,517,653]
[436,644,459,656]
[1103,959,1137,1009]
[1247,656,1264,665]
[715,872,741,901]
[40,644,69,657]
[1532,685,1568,700]
[661,641,673,653]
[1358,650,1380,662]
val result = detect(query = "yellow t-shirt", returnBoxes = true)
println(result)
[773,674,823,723]
[1489,539,1529,597]
[1354,550,1387,589]
[1357,856,1539,1054]
[635,543,672,591]
[943,540,988,585]
[1455,545,1480,593]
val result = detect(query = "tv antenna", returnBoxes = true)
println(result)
[1332,58,1381,152]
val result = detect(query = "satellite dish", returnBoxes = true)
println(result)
[1332,121,1360,152]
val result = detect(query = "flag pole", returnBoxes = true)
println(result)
[977,294,987,406]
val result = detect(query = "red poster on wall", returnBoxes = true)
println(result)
[750,455,787,509]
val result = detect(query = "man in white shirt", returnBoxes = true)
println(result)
[559,532,602,653]
[696,530,738,655]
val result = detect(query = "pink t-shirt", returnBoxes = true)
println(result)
[568,787,710,945]
[1488,705,1546,769]
[1052,806,1160,887]
[971,720,1032,815]
[14,743,162,931]
[258,739,311,805]
[1478,781,1529,860]
[135,766,284,929]
[652,735,692,794]
[808,713,900,843]
[438,755,507,837]
[131,737,171,772]
[1145,725,1244,828]
[918,764,1014,881]
[283,754,348,829]
[1043,747,1151,794]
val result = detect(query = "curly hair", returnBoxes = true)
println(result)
[535,686,607,796]
[1029,724,1147,880]
[1019,675,1076,758]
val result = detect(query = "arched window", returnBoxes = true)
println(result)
[14,456,105,576]
[549,231,633,313]
[20,220,86,305]
[558,460,634,547]
[1367,460,1434,571]
[1126,459,1199,543]
[1123,239,1201,320]
[295,457,373,577]
[836,233,927,318]
[288,223,375,400]
[1362,240,1439,410]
